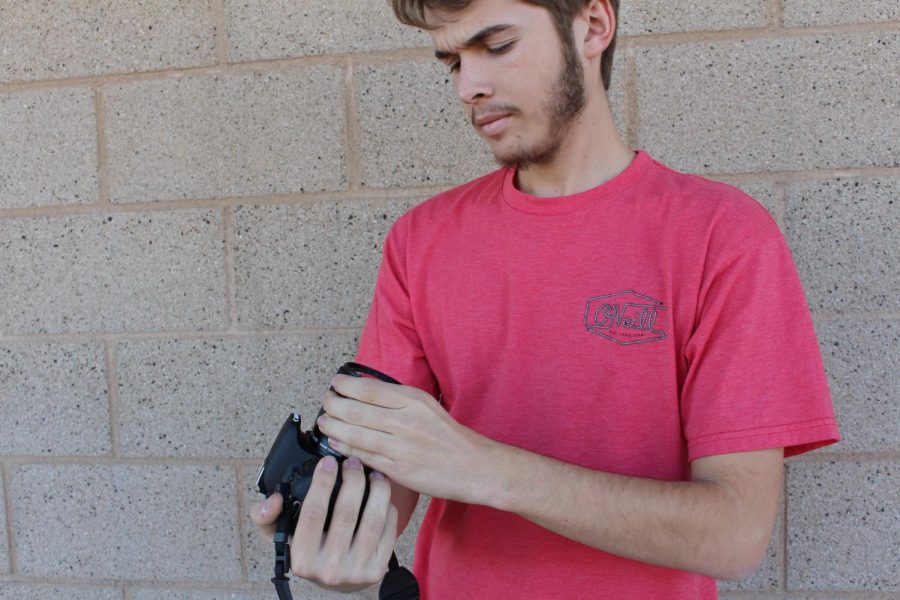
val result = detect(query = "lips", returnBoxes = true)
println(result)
[474,113,510,127]
[474,113,512,136]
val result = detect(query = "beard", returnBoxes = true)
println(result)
[491,35,586,170]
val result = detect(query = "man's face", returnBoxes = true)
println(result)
[428,0,586,168]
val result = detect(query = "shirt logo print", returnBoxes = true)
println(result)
[584,290,668,345]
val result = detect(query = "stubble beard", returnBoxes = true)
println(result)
[492,35,586,170]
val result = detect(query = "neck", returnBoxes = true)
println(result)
[514,91,634,198]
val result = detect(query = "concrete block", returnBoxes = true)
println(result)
[787,460,899,590]
[0,482,7,575]
[0,342,110,455]
[816,319,899,452]
[117,332,359,458]
[225,0,429,61]
[636,31,900,174]
[0,87,97,209]
[234,198,417,329]
[0,209,224,335]
[0,1,216,84]
[0,585,120,600]
[619,1,769,36]
[356,60,496,189]
[12,463,242,581]
[608,47,629,138]
[104,68,347,203]
[784,177,899,314]
[784,1,900,27]
[718,495,782,591]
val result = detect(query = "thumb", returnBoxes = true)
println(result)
[252,492,283,526]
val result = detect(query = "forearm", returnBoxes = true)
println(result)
[476,442,774,580]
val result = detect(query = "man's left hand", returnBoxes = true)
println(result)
[317,375,494,503]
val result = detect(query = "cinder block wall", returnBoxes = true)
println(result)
[0,2,897,599]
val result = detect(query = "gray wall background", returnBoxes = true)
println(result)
[0,1,897,598]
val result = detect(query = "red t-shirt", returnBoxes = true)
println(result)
[355,150,839,599]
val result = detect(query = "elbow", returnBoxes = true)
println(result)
[707,530,771,581]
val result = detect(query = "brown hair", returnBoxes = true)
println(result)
[391,0,619,90]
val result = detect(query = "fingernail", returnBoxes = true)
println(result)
[347,456,363,470]
[371,471,385,480]
[316,414,327,427]
[260,504,268,517]
[320,456,338,472]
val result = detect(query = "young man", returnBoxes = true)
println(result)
[252,1,840,597]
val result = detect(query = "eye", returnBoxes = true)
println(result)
[448,60,461,73]
[487,41,515,55]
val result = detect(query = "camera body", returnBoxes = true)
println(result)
[256,362,400,533]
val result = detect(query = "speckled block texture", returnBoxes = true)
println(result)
[242,465,428,599]
[817,319,899,452]
[787,460,899,591]
[225,0,429,61]
[0,342,110,455]
[12,463,242,581]
[608,49,629,138]
[784,176,899,314]
[0,1,216,84]
[0,482,8,575]
[116,332,359,458]
[619,1,770,35]
[636,31,900,174]
[0,87,98,209]
[783,0,900,26]
[0,585,121,600]
[233,198,416,329]
[356,60,496,189]
[0,210,224,335]
[104,68,347,203]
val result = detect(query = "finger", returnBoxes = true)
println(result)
[348,471,392,561]
[251,493,283,525]
[321,393,396,434]
[374,502,400,569]
[250,493,283,542]
[330,375,409,409]
[320,457,368,562]
[292,456,339,564]
[316,414,395,461]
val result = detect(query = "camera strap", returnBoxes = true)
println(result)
[270,495,293,600]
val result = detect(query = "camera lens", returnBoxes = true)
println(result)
[310,405,345,459]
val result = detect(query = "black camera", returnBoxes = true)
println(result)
[257,362,419,600]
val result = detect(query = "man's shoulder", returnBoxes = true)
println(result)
[398,167,507,225]
[643,155,780,240]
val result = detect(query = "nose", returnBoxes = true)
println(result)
[455,61,492,105]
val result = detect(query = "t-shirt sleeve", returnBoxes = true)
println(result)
[680,233,840,462]
[354,215,439,398]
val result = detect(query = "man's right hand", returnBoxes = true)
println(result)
[250,454,399,592]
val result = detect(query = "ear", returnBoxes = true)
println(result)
[580,0,616,60]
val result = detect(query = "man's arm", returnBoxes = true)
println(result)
[319,375,784,581]
[487,444,783,580]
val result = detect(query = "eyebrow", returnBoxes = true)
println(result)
[434,24,515,61]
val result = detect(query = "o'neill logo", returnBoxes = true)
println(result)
[584,290,668,345]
